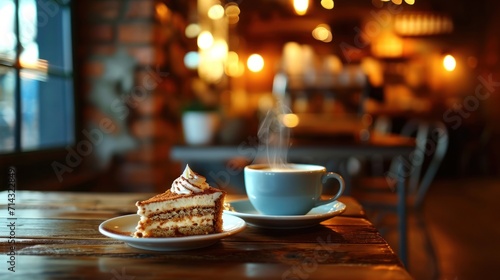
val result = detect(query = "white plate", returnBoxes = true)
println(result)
[223,200,346,229]
[99,213,246,251]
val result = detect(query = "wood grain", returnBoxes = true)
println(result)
[0,191,410,279]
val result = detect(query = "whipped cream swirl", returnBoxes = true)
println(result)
[171,164,210,195]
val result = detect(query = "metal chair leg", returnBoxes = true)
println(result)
[397,159,408,267]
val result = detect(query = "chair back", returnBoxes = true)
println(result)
[399,119,449,209]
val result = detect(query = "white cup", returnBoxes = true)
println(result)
[244,163,345,216]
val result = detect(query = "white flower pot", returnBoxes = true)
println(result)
[182,111,220,145]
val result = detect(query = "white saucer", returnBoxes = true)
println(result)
[99,213,246,251]
[223,200,346,229]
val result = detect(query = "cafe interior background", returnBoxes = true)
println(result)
[1,0,499,278]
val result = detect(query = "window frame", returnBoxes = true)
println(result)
[0,0,82,188]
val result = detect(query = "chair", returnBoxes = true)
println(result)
[352,118,449,278]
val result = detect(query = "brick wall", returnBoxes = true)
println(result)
[75,0,192,192]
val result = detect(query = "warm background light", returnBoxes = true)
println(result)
[225,51,245,77]
[321,0,334,10]
[371,31,403,58]
[247,54,264,72]
[197,31,213,50]
[394,13,454,36]
[198,49,224,83]
[225,3,240,24]
[155,2,171,23]
[443,54,456,72]
[312,24,332,43]
[293,0,309,16]
[281,113,300,128]
[185,23,201,38]
[211,39,228,60]
[207,4,224,20]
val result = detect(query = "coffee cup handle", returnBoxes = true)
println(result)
[315,172,345,207]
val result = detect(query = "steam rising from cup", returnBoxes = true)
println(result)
[255,102,293,170]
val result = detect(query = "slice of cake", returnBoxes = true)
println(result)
[134,165,226,238]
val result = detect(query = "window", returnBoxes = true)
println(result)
[0,0,74,154]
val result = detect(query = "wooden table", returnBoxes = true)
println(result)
[0,191,411,279]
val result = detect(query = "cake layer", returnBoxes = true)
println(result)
[137,192,223,216]
[135,211,220,237]
[140,215,214,232]
[139,207,215,222]
[147,225,216,237]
